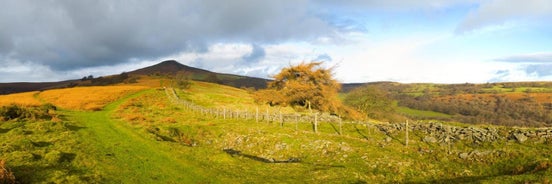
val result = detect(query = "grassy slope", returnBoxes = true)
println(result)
[2,81,552,183]
[116,82,552,183]
[64,90,215,183]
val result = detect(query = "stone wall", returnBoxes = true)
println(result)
[375,122,552,144]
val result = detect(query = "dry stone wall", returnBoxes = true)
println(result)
[376,122,552,144]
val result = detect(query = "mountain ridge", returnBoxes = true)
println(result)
[0,60,270,94]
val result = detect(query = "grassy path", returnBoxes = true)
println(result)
[63,90,216,183]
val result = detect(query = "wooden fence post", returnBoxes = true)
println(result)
[339,116,343,135]
[314,113,318,133]
[266,107,269,123]
[405,120,409,147]
[256,107,259,123]
[223,108,226,120]
[280,111,283,127]
[295,114,298,131]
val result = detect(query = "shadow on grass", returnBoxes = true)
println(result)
[354,125,369,140]
[328,122,340,135]
[405,175,494,184]
[31,141,53,147]
[223,148,301,163]
[64,124,85,131]
[406,160,552,184]
[0,128,11,133]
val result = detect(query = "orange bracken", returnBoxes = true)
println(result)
[39,86,149,111]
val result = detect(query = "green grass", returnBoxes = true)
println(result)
[63,90,217,183]
[398,106,452,119]
[3,82,552,183]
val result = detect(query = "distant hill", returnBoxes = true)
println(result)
[127,60,270,89]
[0,80,78,95]
[0,60,270,95]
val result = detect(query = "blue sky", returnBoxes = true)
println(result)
[0,0,551,83]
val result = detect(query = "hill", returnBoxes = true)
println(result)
[0,60,269,95]
[0,80,78,95]
[127,60,269,89]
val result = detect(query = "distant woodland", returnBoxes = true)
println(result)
[345,82,552,127]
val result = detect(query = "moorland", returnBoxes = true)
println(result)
[1,61,552,183]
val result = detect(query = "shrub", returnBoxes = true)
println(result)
[0,104,57,121]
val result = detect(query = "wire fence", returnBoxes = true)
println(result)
[164,87,346,133]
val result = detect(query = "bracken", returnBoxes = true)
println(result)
[0,160,16,184]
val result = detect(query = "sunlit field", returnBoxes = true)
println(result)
[0,91,42,107]
[39,86,149,111]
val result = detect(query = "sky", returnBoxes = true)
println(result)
[1,0,551,83]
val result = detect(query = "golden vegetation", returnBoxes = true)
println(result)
[0,160,16,184]
[254,62,361,119]
[0,91,42,107]
[39,86,148,111]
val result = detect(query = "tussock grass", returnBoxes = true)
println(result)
[39,85,148,111]
[112,82,552,183]
[4,80,552,183]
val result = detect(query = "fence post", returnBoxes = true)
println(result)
[339,116,343,135]
[280,111,283,127]
[256,107,259,123]
[405,120,409,147]
[314,113,318,133]
[295,114,298,131]
[223,108,226,120]
[266,107,269,123]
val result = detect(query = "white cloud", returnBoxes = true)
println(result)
[495,52,552,63]
[456,0,552,33]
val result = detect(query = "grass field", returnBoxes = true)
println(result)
[2,81,552,183]
[178,81,296,113]
[0,91,42,107]
[397,106,452,119]
[38,86,148,111]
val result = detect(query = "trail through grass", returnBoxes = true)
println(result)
[63,90,216,183]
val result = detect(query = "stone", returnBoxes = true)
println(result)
[459,152,469,160]
[384,136,392,143]
[423,136,438,143]
[513,133,528,143]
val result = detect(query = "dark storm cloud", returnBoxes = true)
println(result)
[0,0,336,71]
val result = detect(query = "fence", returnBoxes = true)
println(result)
[165,87,552,145]
[164,87,344,133]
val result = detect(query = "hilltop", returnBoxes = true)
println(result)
[128,60,270,89]
[0,60,269,95]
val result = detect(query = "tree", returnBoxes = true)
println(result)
[205,73,222,84]
[172,71,191,89]
[344,85,402,121]
[255,62,342,113]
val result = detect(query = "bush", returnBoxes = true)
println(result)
[0,104,57,121]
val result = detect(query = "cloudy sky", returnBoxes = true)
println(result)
[1,0,551,83]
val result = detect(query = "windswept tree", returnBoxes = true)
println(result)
[255,62,342,113]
